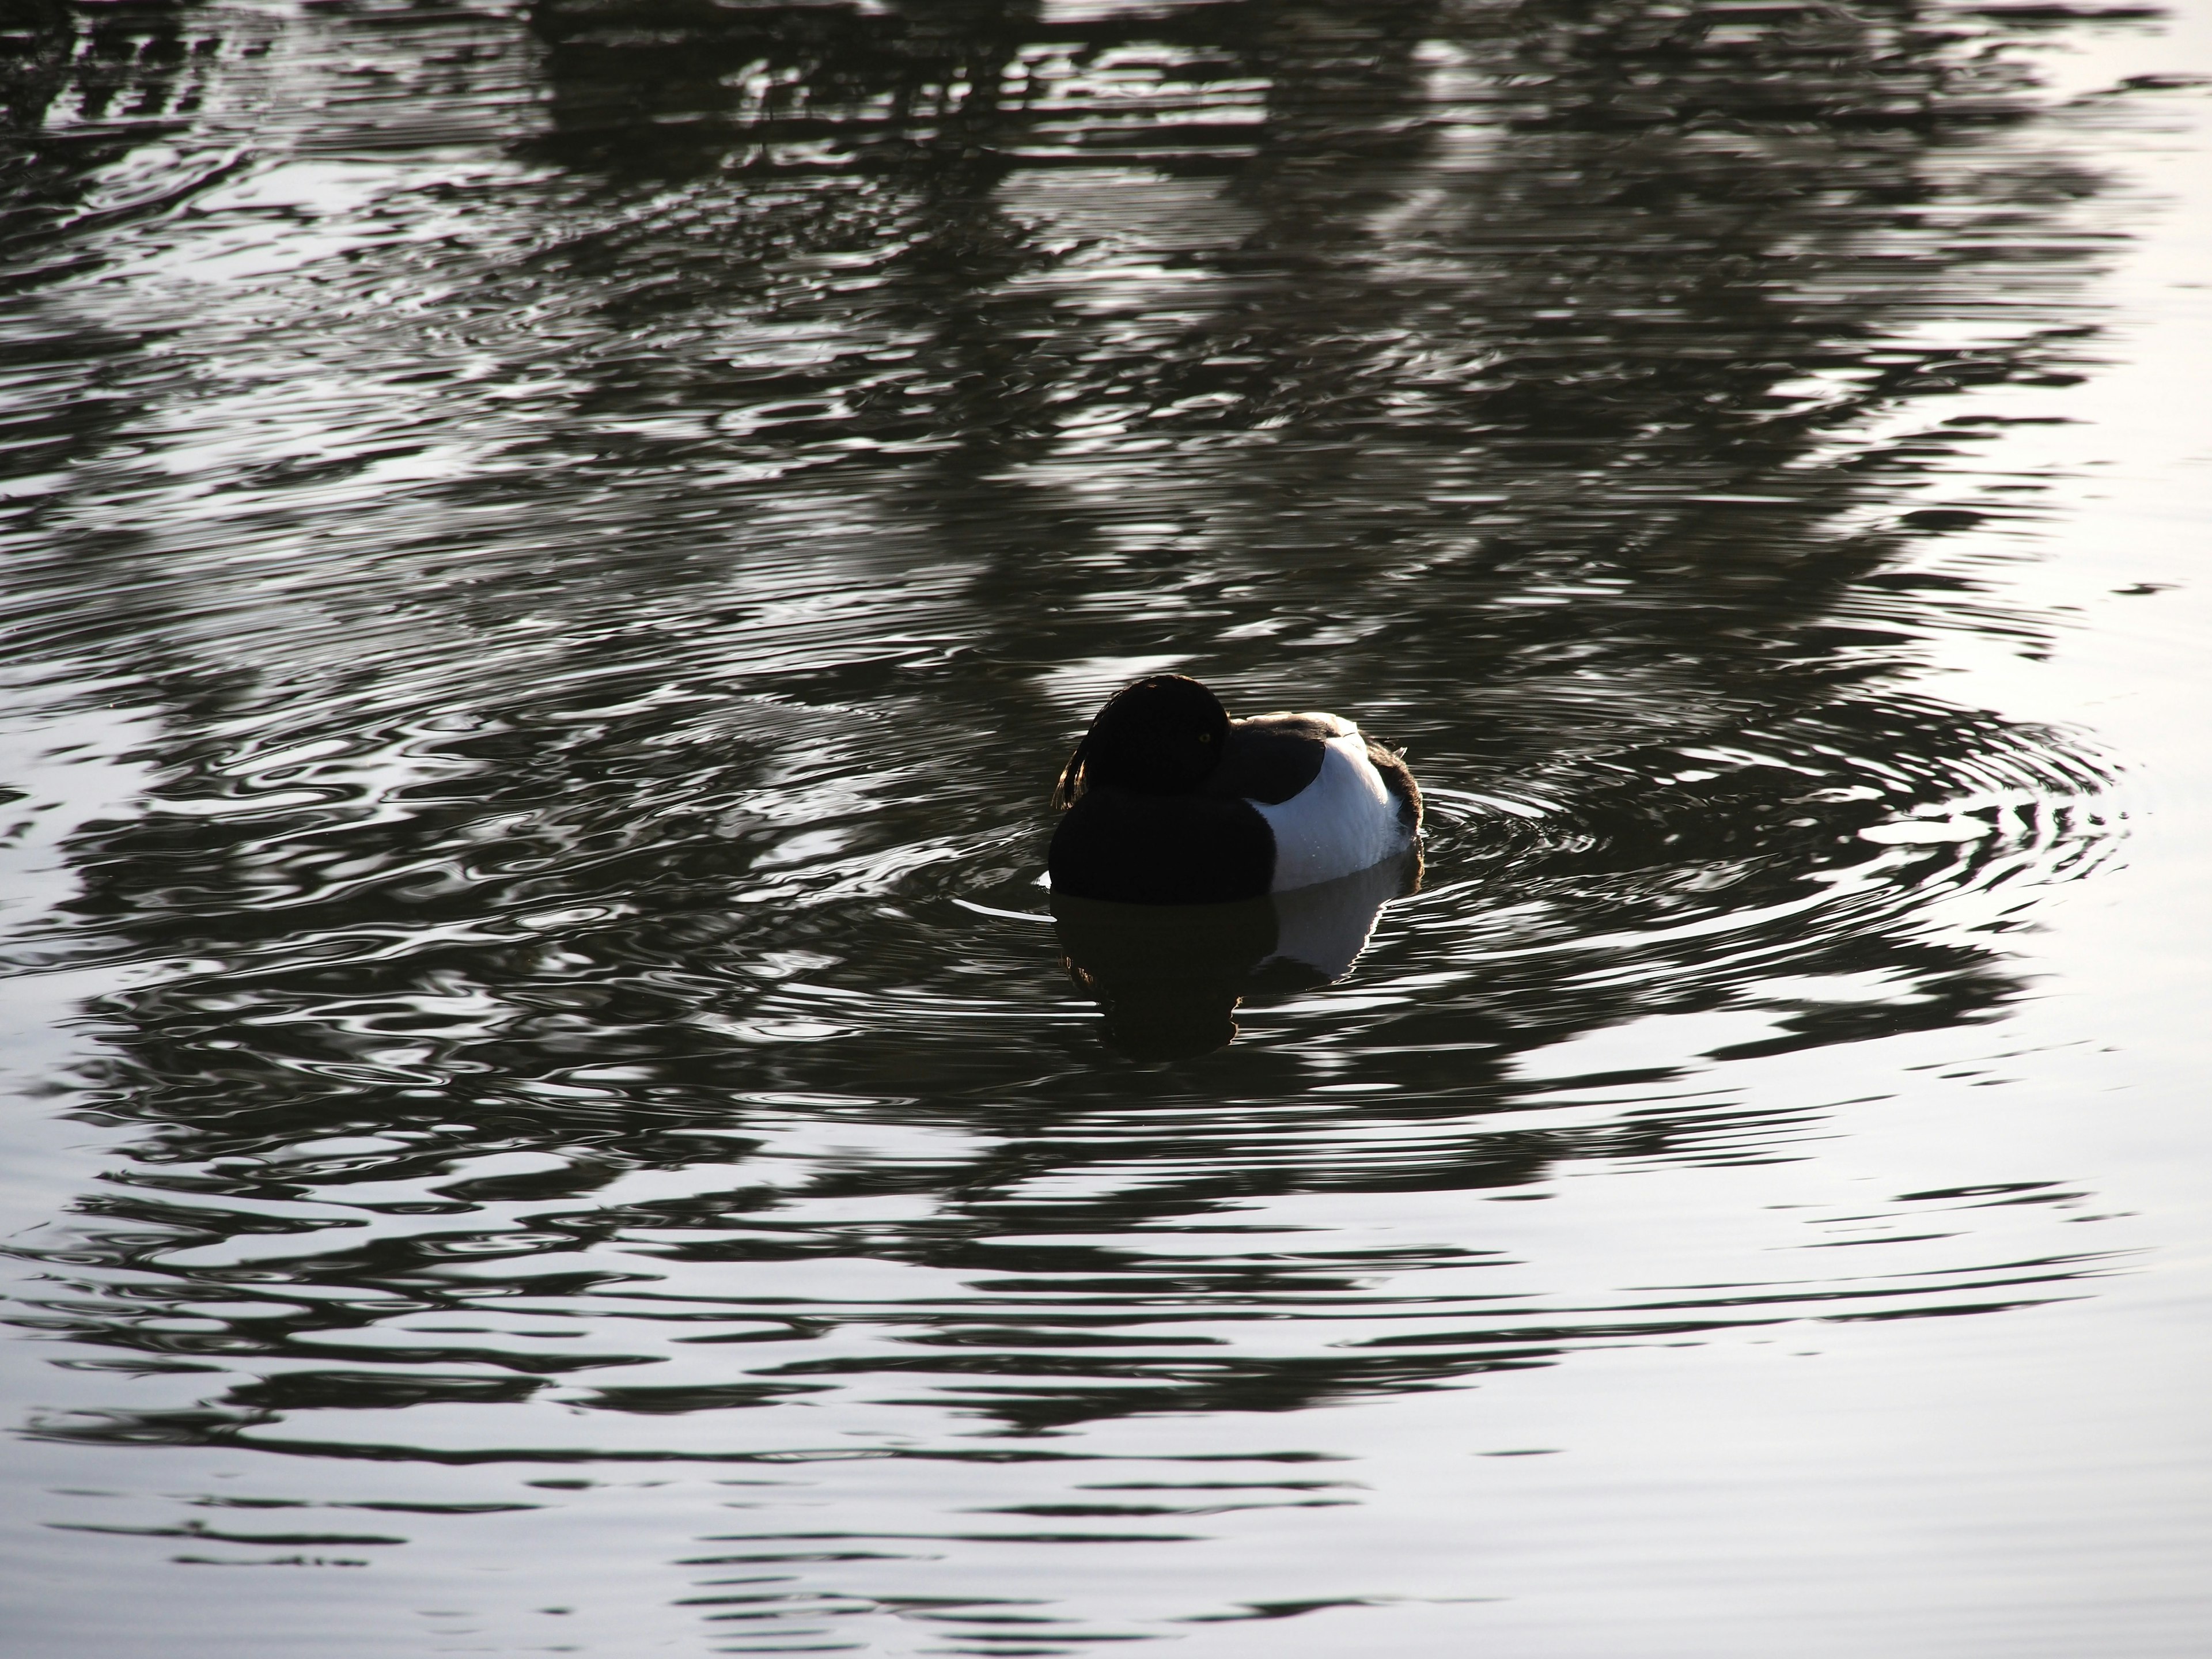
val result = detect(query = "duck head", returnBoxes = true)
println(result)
[1052,674,1229,808]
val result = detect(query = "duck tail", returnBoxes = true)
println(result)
[1365,737,1423,836]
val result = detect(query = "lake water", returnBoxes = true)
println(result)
[3,0,2210,1653]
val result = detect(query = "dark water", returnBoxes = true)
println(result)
[3,0,2210,1652]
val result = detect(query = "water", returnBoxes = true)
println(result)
[2,0,2210,1652]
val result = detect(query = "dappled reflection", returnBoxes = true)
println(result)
[1055,852,1416,1058]
[0,0,2172,1646]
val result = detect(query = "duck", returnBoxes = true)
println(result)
[1047,674,1422,904]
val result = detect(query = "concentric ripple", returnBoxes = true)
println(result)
[0,0,2177,1650]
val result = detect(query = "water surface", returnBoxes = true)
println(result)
[3,0,2210,1653]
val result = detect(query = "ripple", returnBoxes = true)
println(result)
[0,0,2186,1649]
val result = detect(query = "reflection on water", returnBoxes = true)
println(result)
[0,0,2200,1650]
[1056,851,1416,1058]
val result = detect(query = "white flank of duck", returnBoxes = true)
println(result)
[1248,725,1411,893]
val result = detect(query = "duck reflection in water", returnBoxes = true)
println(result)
[1054,852,1419,1059]
[1048,676,1423,1056]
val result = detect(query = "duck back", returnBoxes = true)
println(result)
[1205,713,1337,804]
